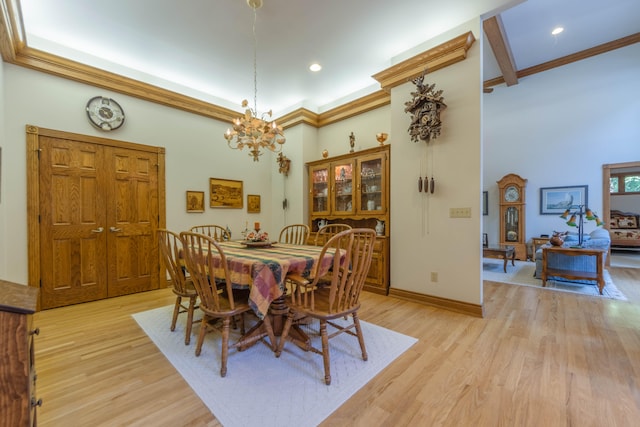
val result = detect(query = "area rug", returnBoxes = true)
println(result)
[482,258,627,301]
[133,305,417,427]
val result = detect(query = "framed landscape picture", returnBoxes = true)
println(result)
[186,190,205,212]
[539,185,588,215]
[209,178,243,209]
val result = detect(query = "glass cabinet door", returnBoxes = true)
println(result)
[332,161,355,214]
[504,206,520,242]
[310,164,330,215]
[358,155,384,213]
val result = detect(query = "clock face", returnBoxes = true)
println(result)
[504,185,520,202]
[86,96,125,131]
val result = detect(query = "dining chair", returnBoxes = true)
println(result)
[279,224,310,245]
[157,229,199,345]
[275,228,377,385]
[180,231,276,377]
[312,223,353,287]
[313,223,352,246]
[189,224,231,241]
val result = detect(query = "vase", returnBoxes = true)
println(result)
[550,236,564,246]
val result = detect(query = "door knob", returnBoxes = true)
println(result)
[110,227,122,232]
[91,227,104,233]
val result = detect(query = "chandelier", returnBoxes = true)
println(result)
[224,0,285,162]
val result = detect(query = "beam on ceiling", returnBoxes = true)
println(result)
[483,15,518,86]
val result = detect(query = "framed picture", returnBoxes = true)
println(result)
[482,191,488,216]
[482,233,488,248]
[209,178,243,209]
[539,185,588,215]
[247,194,261,213]
[186,190,205,212]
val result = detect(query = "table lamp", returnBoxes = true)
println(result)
[559,204,603,247]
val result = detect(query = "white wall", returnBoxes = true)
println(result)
[316,107,391,157]
[483,43,640,245]
[0,64,288,283]
[390,19,483,305]
[0,57,6,277]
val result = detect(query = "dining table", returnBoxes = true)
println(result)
[201,240,339,349]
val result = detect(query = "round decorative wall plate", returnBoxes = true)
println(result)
[86,96,125,131]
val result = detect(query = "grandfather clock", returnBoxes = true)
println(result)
[497,173,527,260]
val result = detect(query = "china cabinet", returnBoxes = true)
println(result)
[0,280,40,426]
[497,173,527,260]
[307,145,390,294]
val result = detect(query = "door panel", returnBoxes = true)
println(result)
[106,147,159,296]
[39,137,108,308]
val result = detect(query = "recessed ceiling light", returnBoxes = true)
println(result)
[309,63,322,72]
[551,27,564,36]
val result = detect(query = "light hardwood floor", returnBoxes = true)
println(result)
[34,266,640,426]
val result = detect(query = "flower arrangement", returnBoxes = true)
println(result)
[246,230,269,242]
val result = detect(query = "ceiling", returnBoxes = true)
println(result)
[15,0,640,115]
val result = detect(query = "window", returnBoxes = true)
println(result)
[610,173,640,194]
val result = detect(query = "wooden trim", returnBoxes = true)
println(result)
[11,47,241,122]
[372,32,476,91]
[28,125,165,153]
[26,126,41,303]
[388,287,484,318]
[483,15,517,86]
[485,33,640,89]
[277,90,390,129]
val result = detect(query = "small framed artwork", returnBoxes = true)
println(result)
[482,233,488,248]
[210,178,243,209]
[482,191,488,216]
[247,194,261,213]
[186,190,205,212]
[539,185,588,215]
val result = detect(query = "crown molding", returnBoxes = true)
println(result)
[276,90,390,129]
[372,31,476,91]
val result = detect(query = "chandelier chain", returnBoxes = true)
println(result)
[252,6,258,114]
[222,0,285,162]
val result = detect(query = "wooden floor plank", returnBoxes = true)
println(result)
[32,266,640,426]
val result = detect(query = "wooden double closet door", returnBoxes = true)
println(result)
[27,126,166,309]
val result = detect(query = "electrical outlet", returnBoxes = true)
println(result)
[449,207,472,218]
[430,272,438,282]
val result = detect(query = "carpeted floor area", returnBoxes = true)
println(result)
[133,305,417,427]
[483,258,627,300]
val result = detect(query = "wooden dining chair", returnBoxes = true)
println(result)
[180,231,276,377]
[157,229,199,345]
[189,224,230,241]
[312,223,353,287]
[314,223,352,246]
[279,224,310,245]
[275,228,377,385]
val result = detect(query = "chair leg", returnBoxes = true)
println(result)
[319,320,331,385]
[275,310,295,357]
[171,296,181,331]
[353,312,368,361]
[184,295,196,345]
[195,317,207,357]
[220,318,231,377]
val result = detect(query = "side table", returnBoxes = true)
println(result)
[541,246,606,294]
[530,236,550,261]
[483,245,515,273]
